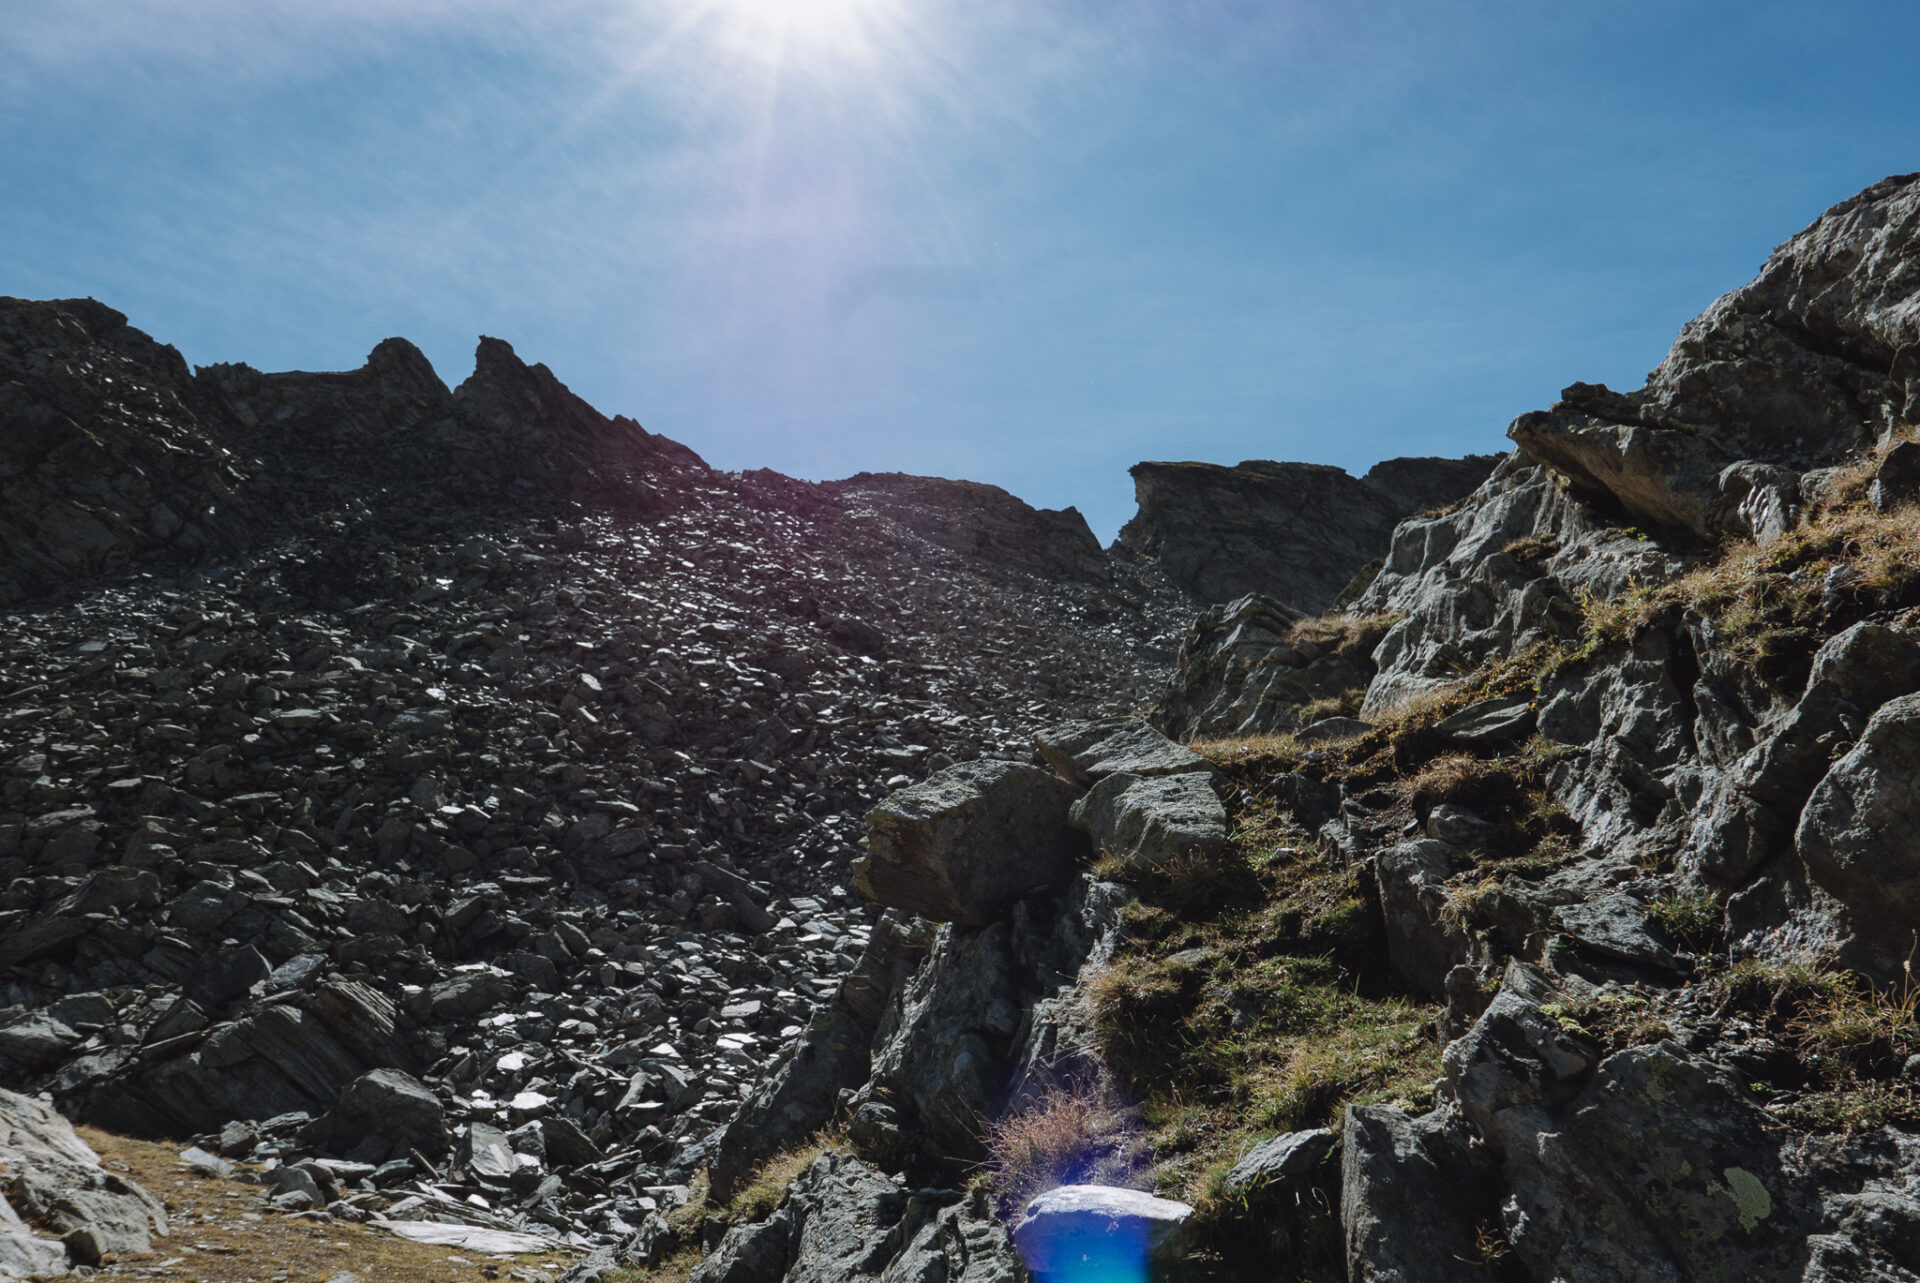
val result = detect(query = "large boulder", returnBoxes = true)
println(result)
[1510,173,1920,541]
[690,1151,1024,1283]
[1341,1104,1498,1283]
[305,1067,451,1164]
[856,761,1085,927]
[1067,771,1228,873]
[83,977,414,1138]
[1796,691,1920,975]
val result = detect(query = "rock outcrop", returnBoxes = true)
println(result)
[1118,455,1498,612]
[1509,172,1920,542]
[1128,172,1920,1281]
[0,1087,167,1272]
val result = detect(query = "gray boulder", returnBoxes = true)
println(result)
[1869,439,1920,510]
[690,1151,1023,1283]
[1509,175,1920,541]
[1032,717,1212,787]
[1010,1184,1194,1278]
[1797,691,1920,975]
[306,1067,450,1164]
[1432,691,1535,748]
[1067,770,1228,873]
[856,761,1085,926]
[1221,1128,1336,1194]
[1341,1104,1498,1283]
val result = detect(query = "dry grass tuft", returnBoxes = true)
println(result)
[1192,731,1307,769]
[725,1131,844,1223]
[1707,957,1920,1130]
[1291,610,1403,657]
[982,1081,1150,1217]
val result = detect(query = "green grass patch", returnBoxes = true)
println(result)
[1087,786,1441,1278]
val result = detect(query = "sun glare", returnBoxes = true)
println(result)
[717,0,899,61]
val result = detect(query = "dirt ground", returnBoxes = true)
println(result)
[55,1127,581,1283]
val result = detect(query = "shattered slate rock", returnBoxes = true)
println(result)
[1032,717,1212,787]
[856,761,1085,926]
[1067,770,1228,873]
[1010,1184,1195,1277]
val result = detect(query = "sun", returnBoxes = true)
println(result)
[715,0,900,62]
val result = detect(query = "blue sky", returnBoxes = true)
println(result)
[5,1,1917,540]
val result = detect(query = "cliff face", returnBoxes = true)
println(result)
[1118,454,1498,613]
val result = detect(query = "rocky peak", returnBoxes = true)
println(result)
[454,335,604,444]
[827,472,1108,582]
[1512,171,1920,542]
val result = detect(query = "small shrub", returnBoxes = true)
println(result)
[1438,875,1503,935]
[1646,888,1725,954]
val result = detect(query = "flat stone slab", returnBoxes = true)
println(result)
[1033,718,1212,787]
[371,1219,559,1253]
[1434,692,1536,748]
[1552,894,1682,971]
[1068,771,1228,872]
[1222,1128,1336,1192]
[1012,1184,1194,1276]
